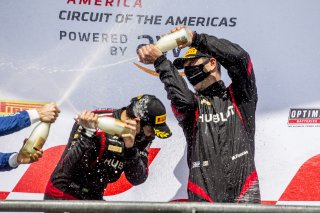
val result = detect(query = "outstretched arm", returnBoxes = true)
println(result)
[0,102,60,137]
[138,44,196,114]
[192,33,257,102]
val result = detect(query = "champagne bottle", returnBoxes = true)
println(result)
[22,122,51,155]
[155,28,192,52]
[97,117,130,136]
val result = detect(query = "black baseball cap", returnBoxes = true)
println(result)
[129,94,172,139]
[173,47,211,70]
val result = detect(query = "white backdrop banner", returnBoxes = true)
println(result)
[1,0,320,205]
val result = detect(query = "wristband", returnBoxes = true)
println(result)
[9,153,19,168]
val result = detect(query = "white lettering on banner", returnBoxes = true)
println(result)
[165,16,237,27]
[232,150,249,161]
[59,31,128,55]
[59,10,113,22]
[136,15,162,25]
[110,47,127,56]
[199,106,235,123]
[288,108,320,126]
[115,14,134,23]
[290,109,320,118]
[66,0,142,8]
[58,10,237,27]
[59,31,128,44]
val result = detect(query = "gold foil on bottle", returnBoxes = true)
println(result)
[33,137,45,151]
[176,36,188,46]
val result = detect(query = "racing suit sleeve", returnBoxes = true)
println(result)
[192,33,257,103]
[0,110,35,136]
[154,55,196,114]
[123,144,150,186]
[0,152,16,171]
[56,123,97,176]
[154,55,197,140]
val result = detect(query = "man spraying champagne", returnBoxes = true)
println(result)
[138,27,260,203]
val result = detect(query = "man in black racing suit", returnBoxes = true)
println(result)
[44,94,171,200]
[138,27,260,203]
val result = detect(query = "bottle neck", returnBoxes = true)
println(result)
[120,109,141,133]
[120,109,129,122]
[41,121,51,126]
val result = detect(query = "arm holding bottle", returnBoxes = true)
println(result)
[138,43,196,114]
[0,102,60,137]
[0,139,43,171]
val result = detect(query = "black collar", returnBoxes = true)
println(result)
[198,80,227,98]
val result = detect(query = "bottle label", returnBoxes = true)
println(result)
[176,36,188,46]
[21,139,35,155]
[33,137,45,151]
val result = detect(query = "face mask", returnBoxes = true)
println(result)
[184,60,210,86]
[140,119,151,128]
[135,127,155,142]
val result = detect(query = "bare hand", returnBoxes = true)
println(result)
[17,139,43,164]
[121,118,140,148]
[170,26,194,49]
[37,102,60,123]
[138,44,163,64]
[75,110,98,130]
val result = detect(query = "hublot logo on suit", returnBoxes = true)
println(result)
[199,106,235,123]
[103,158,124,170]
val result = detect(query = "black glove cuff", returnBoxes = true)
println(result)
[191,31,200,47]
[124,147,139,159]
[154,55,167,71]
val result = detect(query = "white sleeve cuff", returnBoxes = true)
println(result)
[9,153,19,168]
[83,127,96,137]
[26,109,40,124]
